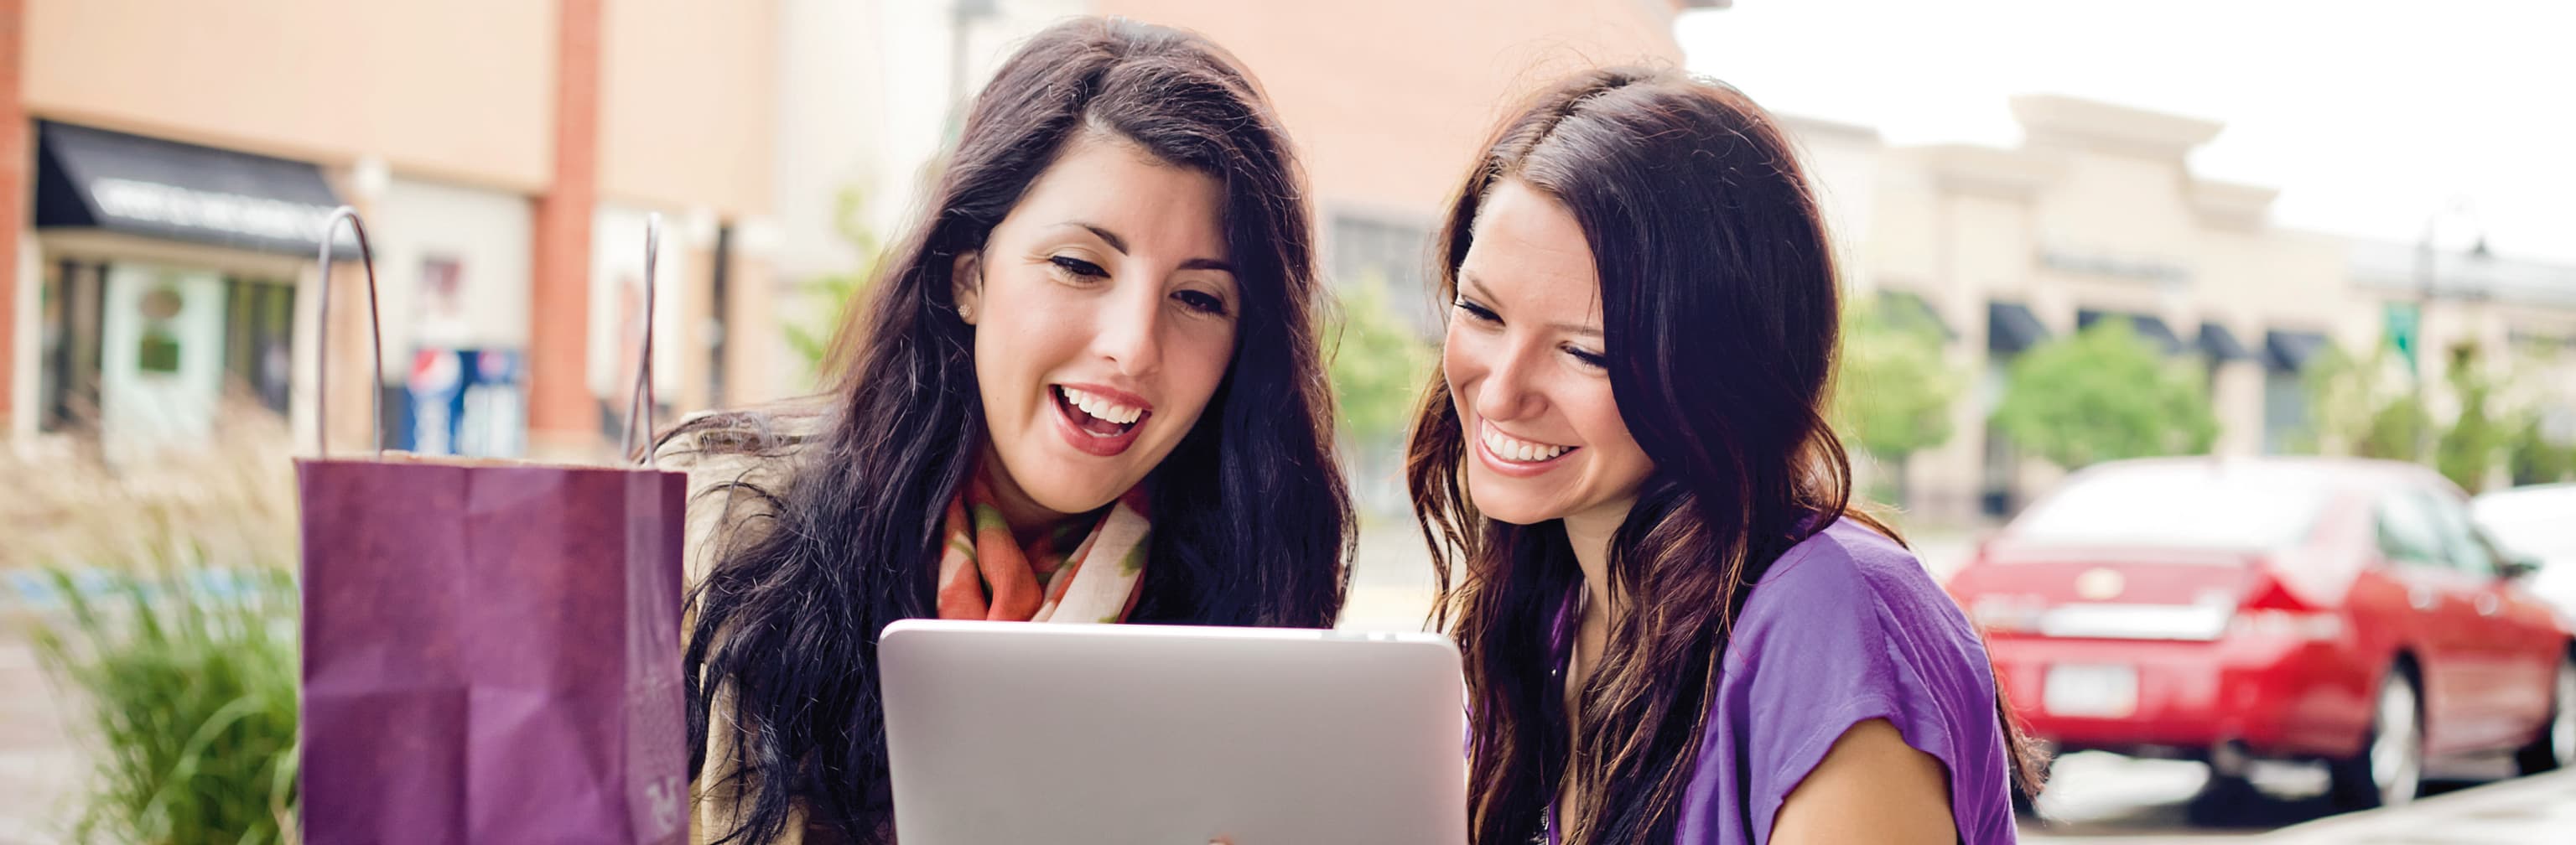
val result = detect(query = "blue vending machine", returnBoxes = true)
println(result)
[402,347,525,458]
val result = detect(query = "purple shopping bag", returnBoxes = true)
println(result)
[295,208,688,842]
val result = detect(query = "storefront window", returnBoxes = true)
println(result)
[223,278,298,416]
[136,286,187,375]
[2262,368,2310,454]
[1329,212,1435,335]
[37,262,62,428]
[39,259,106,433]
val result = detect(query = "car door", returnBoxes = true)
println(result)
[2374,490,2490,755]
[2420,485,2560,749]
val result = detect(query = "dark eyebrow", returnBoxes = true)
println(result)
[1461,273,1602,339]
[1063,221,1233,273]
[1073,222,1128,254]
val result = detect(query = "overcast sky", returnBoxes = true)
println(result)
[1677,0,2576,263]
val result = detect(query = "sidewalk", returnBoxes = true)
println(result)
[0,631,78,845]
[1338,515,1440,632]
[2261,770,2576,844]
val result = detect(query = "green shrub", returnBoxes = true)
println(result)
[8,407,301,844]
[31,567,299,845]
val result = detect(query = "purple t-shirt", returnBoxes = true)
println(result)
[1543,518,2016,845]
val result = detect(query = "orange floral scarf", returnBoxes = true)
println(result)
[932,474,1150,624]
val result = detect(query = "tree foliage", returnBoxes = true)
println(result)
[1991,318,2218,469]
[1328,275,1437,454]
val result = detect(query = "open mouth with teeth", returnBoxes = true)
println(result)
[1480,422,1576,464]
[1053,385,1148,438]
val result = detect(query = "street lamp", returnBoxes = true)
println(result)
[2408,198,2490,459]
[2408,198,2486,381]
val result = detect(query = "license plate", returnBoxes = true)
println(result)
[2044,664,2137,718]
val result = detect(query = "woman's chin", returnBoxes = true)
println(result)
[1016,483,1121,516]
[1026,454,1150,508]
[1464,495,1561,527]
[993,442,1136,510]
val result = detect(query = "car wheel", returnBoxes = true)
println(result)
[2330,666,2423,809]
[2514,652,2576,775]
[2184,770,2261,827]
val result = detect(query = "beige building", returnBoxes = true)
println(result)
[1100,0,1700,332]
[5,0,787,460]
[5,0,1715,462]
[776,0,1711,335]
[1788,96,2576,524]
[32,1,2554,517]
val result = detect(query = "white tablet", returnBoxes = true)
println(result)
[879,619,1468,845]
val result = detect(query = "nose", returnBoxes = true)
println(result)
[1091,281,1164,378]
[1465,335,1544,425]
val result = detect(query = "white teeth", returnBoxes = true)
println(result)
[1482,425,1571,463]
[1059,386,1143,425]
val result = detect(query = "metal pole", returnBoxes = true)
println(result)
[2415,215,2434,391]
[2413,199,2485,459]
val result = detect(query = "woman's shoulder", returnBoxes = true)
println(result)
[1739,516,1969,645]
[1719,514,1997,752]
[652,397,834,587]
[1701,516,2012,842]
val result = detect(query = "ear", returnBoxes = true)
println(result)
[950,250,984,325]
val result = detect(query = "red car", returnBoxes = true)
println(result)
[1945,458,2574,810]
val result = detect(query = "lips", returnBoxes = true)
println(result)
[1049,383,1152,457]
[1473,419,1576,478]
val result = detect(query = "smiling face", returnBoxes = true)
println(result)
[953,131,1240,523]
[1442,179,1656,531]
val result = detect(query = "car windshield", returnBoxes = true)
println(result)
[2007,464,2333,553]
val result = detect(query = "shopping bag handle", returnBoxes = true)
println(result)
[309,207,663,465]
[626,213,661,467]
[312,206,384,460]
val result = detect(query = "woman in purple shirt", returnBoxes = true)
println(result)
[1407,68,2047,844]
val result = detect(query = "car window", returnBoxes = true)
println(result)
[2008,465,2329,551]
[2376,492,2447,569]
[2416,488,2499,578]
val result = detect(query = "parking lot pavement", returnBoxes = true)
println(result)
[2260,768,2576,844]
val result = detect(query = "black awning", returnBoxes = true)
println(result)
[1987,301,2050,355]
[35,120,353,258]
[2266,330,2332,372]
[2196,321,2253,362]
[2077,308,2186,356]
[1877,289,1955,340]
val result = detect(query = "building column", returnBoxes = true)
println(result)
[2213,357,2264,457]
[670,232,714,417]
[722,251,781,405]
[0,0,26,438]
[527,0,604,458]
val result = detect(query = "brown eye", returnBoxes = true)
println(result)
[1176,289,1230,316]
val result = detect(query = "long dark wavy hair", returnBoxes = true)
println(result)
[1407,68,2045,844]
[672,18,1352,844]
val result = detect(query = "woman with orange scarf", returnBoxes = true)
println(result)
[656,18,1351,844]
